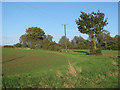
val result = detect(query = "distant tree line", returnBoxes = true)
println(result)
[58,31,120,50]
[4,10,119,55]
[12,26,119,51]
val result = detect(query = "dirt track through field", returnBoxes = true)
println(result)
[3,56,24,64]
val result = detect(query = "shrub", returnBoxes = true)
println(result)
[45,41,62,52]
[14,43,21,47]
[54,46,61,51]
[30,46,35,49]
[3,45,14,48]
[90,48,102,55]
[47,44,61,52]
[42,44,49,50]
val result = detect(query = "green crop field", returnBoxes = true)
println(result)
[2,48,119,88]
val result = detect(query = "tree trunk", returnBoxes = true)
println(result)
[90,37,102,55]
[93,37,97,50]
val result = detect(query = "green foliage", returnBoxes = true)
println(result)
[97,31,120,50]
[19,27,61,51]
[20,27,45,48]
[70,36,90,49]
[48,41,61,51]
[75,10,108,38]
[20,34,28,47]
[48,46,61,51]
[71,36,84,45]
[26,27,45,40]
[46,35,53,42]
[14,43,21,47]
[30,42,35,49]
[58,36,66,44]
[3,45,14,48]
[75,10,108,55]
[42,39,50,50]
[90,48,102,55]
[59,36,70,48]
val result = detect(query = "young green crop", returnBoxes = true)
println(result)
[2,48,118,88]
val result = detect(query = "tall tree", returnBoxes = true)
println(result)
[46,35,53,42]
[25,27,45,40]
[97,30,110,48]
[75,10,108,54]
[20,27,46,48]
[71,36,84,45]
[20,34,28,47]
[59,36,70,48]
[114,35,120,50]
[42,35,53,49]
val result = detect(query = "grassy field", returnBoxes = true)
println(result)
[2,48,119,88]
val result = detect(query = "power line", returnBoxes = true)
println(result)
[20,3,61,25]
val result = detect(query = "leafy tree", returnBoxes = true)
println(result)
[42,35,53,49]
[96,30,108,48]
[20,27,46,48]
[19,27,62,51]
[20,35,27,47]
[26,27,45,40]
[42,39,50,49]
[96,31,120,50]
[30,41,36,49]
[114,35,120,50]
[46,35,53,42]
[71,36,84,45]
[71,36,87,49]
[75,10,108,54]
[58,36,70,48]
[14,43,22,47]
[71,36,79,45]
[48,41,61,51]
[70,35,90,49]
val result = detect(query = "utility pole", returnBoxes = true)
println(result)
[62,24,67,53]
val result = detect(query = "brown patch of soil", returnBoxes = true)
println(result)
[112,61,118,66]
[2,55,22,61]
[47,52,61,55]
[67,61,77,77]
[15,48,31,50]
[24,48,31,50]
[103,54,118,58]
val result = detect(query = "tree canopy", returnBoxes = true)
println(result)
[20,27,46,48]
[75,10,108,54]
[59,36,70,45]
[25,27,45,40]
[75,10,108,38]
